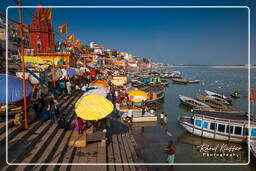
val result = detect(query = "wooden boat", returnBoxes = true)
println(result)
[195,94,229,110]
[170,71,182,78]
[148,80,169,87]
[119,106,142,113]
[172,78,188,84]
[160,80,169,87]
[160,73,173,79]
[142,86,165,103]
[230,91,241,98]
[188,80,200,84]
[205,90,233,103]
[207,95,231,105]
[121,111,157,123]
[179,95,212,110]
[178,110,256,143]
[0,103,23,116]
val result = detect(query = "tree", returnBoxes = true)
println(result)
[142,58,149,64]
[112,50,118,57]
[104,51,110,58]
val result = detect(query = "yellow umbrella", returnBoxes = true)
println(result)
[128,90,147,103]
[75,94,114,121]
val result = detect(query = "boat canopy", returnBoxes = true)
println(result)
[192,109,248,120]
[143,86,164,92]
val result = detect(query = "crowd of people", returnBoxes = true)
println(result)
[31,64,175,164]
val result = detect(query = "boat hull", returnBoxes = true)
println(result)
[179,120,244,143]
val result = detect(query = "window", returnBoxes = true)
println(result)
[195,120,202,127]
[234,126,242,135]
[210,123,216,130]
[252,128,256,136]
[226,125,234,134]
[37,40,42,51]
[203,122,208,129]
[218,124,225,132]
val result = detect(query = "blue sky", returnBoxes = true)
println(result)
[2,0,256,65]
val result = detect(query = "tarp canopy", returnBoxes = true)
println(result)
[75,94,114,121]
[0,74,33,104]
[128,90,147,103]
[90,80,109,88]
[83,88,108,97]
[67,68,75,77]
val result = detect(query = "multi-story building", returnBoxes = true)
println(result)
[0,11,30,72]
[29,3,54,53]
[0,11,30,59]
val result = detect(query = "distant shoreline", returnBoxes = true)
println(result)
[210,66,256,69]
[167,65,256,69]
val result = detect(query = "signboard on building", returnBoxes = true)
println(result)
[111,76,128,86]
[22,55,70,66]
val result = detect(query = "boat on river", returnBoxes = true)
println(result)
[148,80,169,87]
[195,94,229,110]
[179,95,212,110]
[230,91,241,99]
[121,111,157,123]
[142,86,165,103]
[172,78,188,84]
[188,80,200,84]
[178,109,256,143]
[205,90,233,103]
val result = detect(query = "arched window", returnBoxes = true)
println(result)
[37,40,42,52]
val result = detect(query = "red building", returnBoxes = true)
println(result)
[30,3,54,53]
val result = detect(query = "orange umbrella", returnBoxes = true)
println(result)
[90,80,109,88]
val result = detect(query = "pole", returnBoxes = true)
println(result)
[252,101,254,118]
[18,0,28,129]
[50,15,56,88]
[52,56,56,88]
[50,15,54,53]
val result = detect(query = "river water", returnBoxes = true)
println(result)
[130,67,256,170]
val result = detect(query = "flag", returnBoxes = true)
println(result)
[250,88,255,102]
[58,23,67,34]
[40,8,52,21]
[74,39,80,46]
[67,33,74,42]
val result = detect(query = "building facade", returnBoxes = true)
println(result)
[30,3,54,53]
